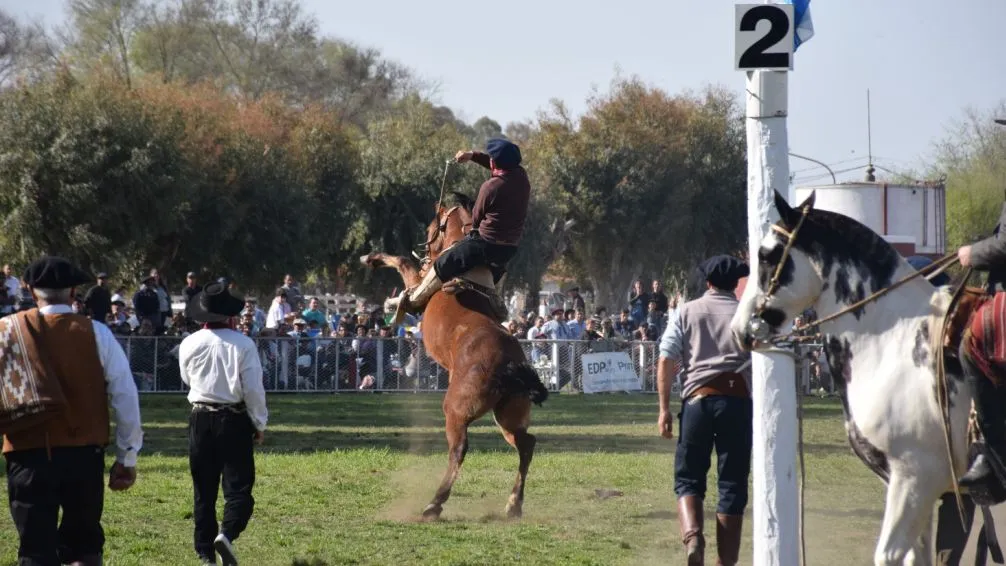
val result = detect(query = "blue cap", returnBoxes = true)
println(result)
[906,255,950,287]
[485,138,522,169]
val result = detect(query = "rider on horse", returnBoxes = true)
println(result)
[393,138,531,327]
[957,200,1006,489]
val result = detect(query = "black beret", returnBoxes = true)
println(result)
[906,255,950,287]
[485,138,522,169]
[699,255,750,290]
[23,256,92,289]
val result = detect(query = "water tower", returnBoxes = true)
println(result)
[793,178,947,259]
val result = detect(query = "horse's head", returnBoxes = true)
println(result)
[419,191,474,262]
[731,189,903,349]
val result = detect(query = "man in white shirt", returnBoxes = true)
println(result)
[265,288,290,329]
[2,256,143,566]
[179,282,268,566]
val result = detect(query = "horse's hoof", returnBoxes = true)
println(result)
[505,503,523,519]
[421,504,442,520]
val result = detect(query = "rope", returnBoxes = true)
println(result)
[935,264,975,529]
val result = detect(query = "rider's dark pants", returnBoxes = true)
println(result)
[962,337,1006,464]
[433,232,517,284]
[935,492,976,566]
[674,394,753,515]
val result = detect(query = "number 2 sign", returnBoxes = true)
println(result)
[735,4,795,71]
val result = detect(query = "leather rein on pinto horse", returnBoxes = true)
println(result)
[747,203,961,347]
[749,202,978,533]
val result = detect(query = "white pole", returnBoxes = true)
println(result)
[745,68,801,566]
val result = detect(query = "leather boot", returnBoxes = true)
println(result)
[960,366,1006,488]
[935,492,975,566]
[393,268,443,327]
[715,514,744,566]
[677,495,705,566]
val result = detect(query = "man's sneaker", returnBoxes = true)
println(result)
[214,534,238,566]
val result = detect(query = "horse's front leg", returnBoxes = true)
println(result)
[905,507,935,566]
[875,469,941,565]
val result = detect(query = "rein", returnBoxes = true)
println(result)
[753,202,961,346]
[774,252,961,344]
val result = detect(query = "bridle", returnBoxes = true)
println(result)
[415,205,474,266]
[748,203,961,346]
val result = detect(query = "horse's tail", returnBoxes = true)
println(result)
[498,361,549,406]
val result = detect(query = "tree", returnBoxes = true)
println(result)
[133,78,360,293]
[471,116,503,147]
[67,0,147,87]
[0,73,185,274]
[530,77,747,311]
[0,9,59,87]
[929,102,1006,250]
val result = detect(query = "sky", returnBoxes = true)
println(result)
[6,0,1006,186]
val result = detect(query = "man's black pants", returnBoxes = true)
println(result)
[433,232,517,284]
[189,408,257,559]
[5,445,106,566]
[674,394,753,515]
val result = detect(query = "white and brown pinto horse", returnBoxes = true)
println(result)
[731,191,973,565]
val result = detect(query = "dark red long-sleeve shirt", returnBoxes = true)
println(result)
[470,151,531,246]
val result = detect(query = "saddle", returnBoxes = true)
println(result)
[441,266,509,324]
[942,287,990,357]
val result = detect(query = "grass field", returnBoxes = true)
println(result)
[0,393,886,566]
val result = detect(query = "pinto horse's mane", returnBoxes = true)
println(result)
[776,206,902,297]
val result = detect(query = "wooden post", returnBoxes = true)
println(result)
[745,68,801,566]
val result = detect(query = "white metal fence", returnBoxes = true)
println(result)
[116,336,834,395]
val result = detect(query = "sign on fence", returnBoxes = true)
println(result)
[581,352,641,394]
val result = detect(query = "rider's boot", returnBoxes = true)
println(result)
[959,349,1006,487]
[715,514,743,566]
[393,268,444,328]
[678,495,705,566]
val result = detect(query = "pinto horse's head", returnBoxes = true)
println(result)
[420,191,474,262]
[731,189,904,350]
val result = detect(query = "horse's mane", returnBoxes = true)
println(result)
[786,208,901,295]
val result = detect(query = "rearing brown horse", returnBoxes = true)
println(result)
[360,192,548,521]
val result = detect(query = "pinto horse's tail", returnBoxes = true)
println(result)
[498,361,549,406]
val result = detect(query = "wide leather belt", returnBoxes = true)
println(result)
[192,401,246,413]
[689,372,749,399]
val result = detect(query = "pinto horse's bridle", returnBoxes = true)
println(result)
[746,202,814,344]
[748,203,961,346]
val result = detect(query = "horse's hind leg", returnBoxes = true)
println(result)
[874,469,940,565]
[423,409,469,520]
[494,396,535,519]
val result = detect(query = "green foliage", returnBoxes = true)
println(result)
[0,73,184,274]
[929,103,1006,249]
[530,77,747,310]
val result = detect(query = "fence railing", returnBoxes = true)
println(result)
[116,336,835,396]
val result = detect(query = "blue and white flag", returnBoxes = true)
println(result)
[783,0,814,50]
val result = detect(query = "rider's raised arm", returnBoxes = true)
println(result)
[470,151,492,170]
